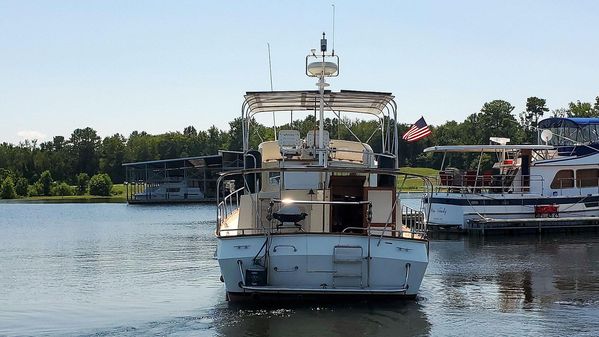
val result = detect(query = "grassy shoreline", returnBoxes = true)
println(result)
[0,184,127,203]
[398,167,438,191]
[1,195,126,203]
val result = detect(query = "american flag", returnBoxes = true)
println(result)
[402,117,432,142]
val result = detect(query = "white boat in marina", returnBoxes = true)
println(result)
[423,118,599,230]
[215,34,429,301]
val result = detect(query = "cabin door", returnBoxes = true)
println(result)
[329,175,366,232]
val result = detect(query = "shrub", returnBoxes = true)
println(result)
[37,170,53,196]
[0,176,17,199]
[28,183,41,196]
[89,173,113,196]
[76,173,90,195]
[15,178,29,197]
[52,182,74,196]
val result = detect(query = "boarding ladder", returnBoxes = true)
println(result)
[332,245,364,288]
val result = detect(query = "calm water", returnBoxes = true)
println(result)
[1,203,598,337]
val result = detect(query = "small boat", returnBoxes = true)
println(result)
[215,34,429,301]
[423,117,599,231]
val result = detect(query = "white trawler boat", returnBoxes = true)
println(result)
[215,34,429,301]
[423,117,599,231]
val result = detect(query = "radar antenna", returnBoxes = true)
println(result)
[305,33,339,166]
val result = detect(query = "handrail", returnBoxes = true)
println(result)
[237,260,246,286]
[216,186,245,235]
[432,174,545,194]
[403,263,411,290]
[215,166,433,238]
[401,204,426,237]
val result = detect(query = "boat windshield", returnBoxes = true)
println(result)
[538,117,599,146]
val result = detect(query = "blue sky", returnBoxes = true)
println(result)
[1,0,598,144]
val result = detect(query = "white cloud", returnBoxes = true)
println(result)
[17,130,47,141]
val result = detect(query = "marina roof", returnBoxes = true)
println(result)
[538,117,599,128]
[243,90,395,117]
[423,145,554,153]
[122,151,243,168]
[122,154,223,168]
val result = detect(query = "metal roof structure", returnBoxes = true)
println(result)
[122,151,243,169]
[242,90,396,117]
[122,154,223,168]
[423,145,554,153]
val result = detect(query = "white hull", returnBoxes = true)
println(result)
[425,193,599,229]
[217,234,428,298]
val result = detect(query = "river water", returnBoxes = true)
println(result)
[0,203,598,336]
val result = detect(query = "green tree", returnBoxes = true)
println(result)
[29,182,43,196]
[76,173,90,195]
[89,173,113,196]
[520,97,548,128]
[37,170,53,196]
[227,117,244,151]
[520,97,549,143]
[0,168,14,182]
[568,101,594,117]
[183,125,198,137]
[478,100,523,144]
[69,127,101,176]
[0,176,17,199]
[552,108,568,118]
[52,182,74,196]
[126,131,158,162]
[15,177,29,196]
[100,134,126,183]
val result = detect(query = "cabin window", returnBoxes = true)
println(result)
[166,188,180,193]
[576,169,599,188]
[550,170,574,189]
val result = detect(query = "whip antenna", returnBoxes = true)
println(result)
[267,43,276,139]
[331,4,335,55]
[267,43,274,91]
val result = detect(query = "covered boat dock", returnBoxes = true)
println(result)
[123,151,243,204]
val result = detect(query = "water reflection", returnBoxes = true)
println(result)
[423,233,599,336]
[213,300,430,337]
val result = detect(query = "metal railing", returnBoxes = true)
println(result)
[401,204,426,237]
[432,174,545,194]
[217,186,244,234]
[215,166,433,238]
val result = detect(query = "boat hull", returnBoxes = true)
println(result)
[217,234,428,300]
[424,193,599,229]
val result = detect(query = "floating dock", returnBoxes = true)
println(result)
[466,216,599,234]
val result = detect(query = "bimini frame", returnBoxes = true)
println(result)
[240,90,399,167]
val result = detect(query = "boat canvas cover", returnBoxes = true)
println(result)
[538,117,599,128]
[243,90,395,116]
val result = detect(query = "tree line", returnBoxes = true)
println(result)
[1,95,598,198]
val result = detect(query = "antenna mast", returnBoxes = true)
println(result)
[305,32,339,167]
[267,43,276,140]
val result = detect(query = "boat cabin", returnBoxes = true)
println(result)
[217,90,426,238]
